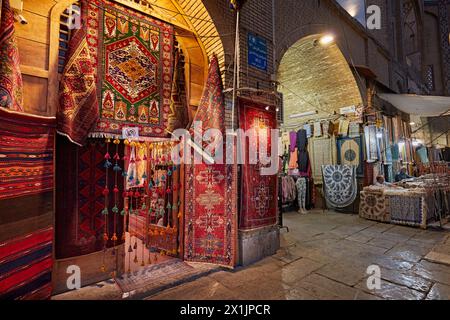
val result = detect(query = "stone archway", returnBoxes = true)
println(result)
[277,33,364,127]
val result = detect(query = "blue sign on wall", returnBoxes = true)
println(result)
[248,33,268,71]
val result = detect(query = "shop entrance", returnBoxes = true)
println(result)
[50,0,227,294]
[276,33,364,215]
[124,141,182,273]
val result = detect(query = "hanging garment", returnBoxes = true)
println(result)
[338,119,350,136]
[297,129,308,151]
[322,121,331,137]
[281,132,290,154]
[296,177,307,211]
[289,148,299,169]
[416,146,429,164]
[322,165,358,209]
[348,122,360,138]
[0,0,23,112]
[298,150,309,173]
[303,124,312,138]
[314,122,322,137]
[289,131,297,153]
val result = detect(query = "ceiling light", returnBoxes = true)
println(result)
[319,34,335,46]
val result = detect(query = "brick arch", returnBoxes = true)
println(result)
[276,23,352,67]
[277,33,364,127]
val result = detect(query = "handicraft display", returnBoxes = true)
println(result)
[55,138,125,260]
[0,0,23,112]
[184,56,237,268]
[337,136,364,177]
[0,108,55,300]
[359,189,390,222]
[87,0,174,139]
[322,165,358,209]
[239,101,278,230]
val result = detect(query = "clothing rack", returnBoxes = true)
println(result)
[281,114,342,131]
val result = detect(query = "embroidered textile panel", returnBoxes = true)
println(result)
[87,0,174,138]
[239,101,278,230]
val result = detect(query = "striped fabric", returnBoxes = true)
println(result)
[0,227,53,300]
[0,108,55,200]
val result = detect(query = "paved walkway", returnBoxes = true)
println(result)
[147,211,450,300]
[54,211,450,300]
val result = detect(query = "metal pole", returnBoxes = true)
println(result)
[231,10,240,131]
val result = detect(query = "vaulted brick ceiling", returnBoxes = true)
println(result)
[277,34,363,128]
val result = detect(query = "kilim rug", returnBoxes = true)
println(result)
[0,110,55,300]
[0,227,53,300]
[309,137,335,183]
[359,190,390,223]
[322,165,358,209]
[184,56,237,268]
[58,0,98,146]
[87,0,174,138]
[385,190,428,229]
[167,47,189,132]
[0,109,55,201]
[55,137,125,259]
[0,0,23,112]
[337,136,364,177]
[239,100,277,230]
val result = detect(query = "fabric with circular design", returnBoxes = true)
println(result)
[340,139,360,167]
[322,165,357,208]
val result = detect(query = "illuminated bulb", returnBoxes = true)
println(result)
[265,106,270,111]
[319,34,335,46]
[409,122,416,126]
[276,108,280,112]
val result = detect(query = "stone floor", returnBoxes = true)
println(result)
[53,210,450,300]
[147,211,450,300]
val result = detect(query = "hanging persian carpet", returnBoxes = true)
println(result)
[0,108,55,300]
[337,136,364,177]
[58,0,98,146]
[167,47,189,133]
[239,100,278,230]
[322,165,357,209]
[55,137,125,259]
[87,0,174,139]
[184,56,237,268]
[0,0,23,112]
